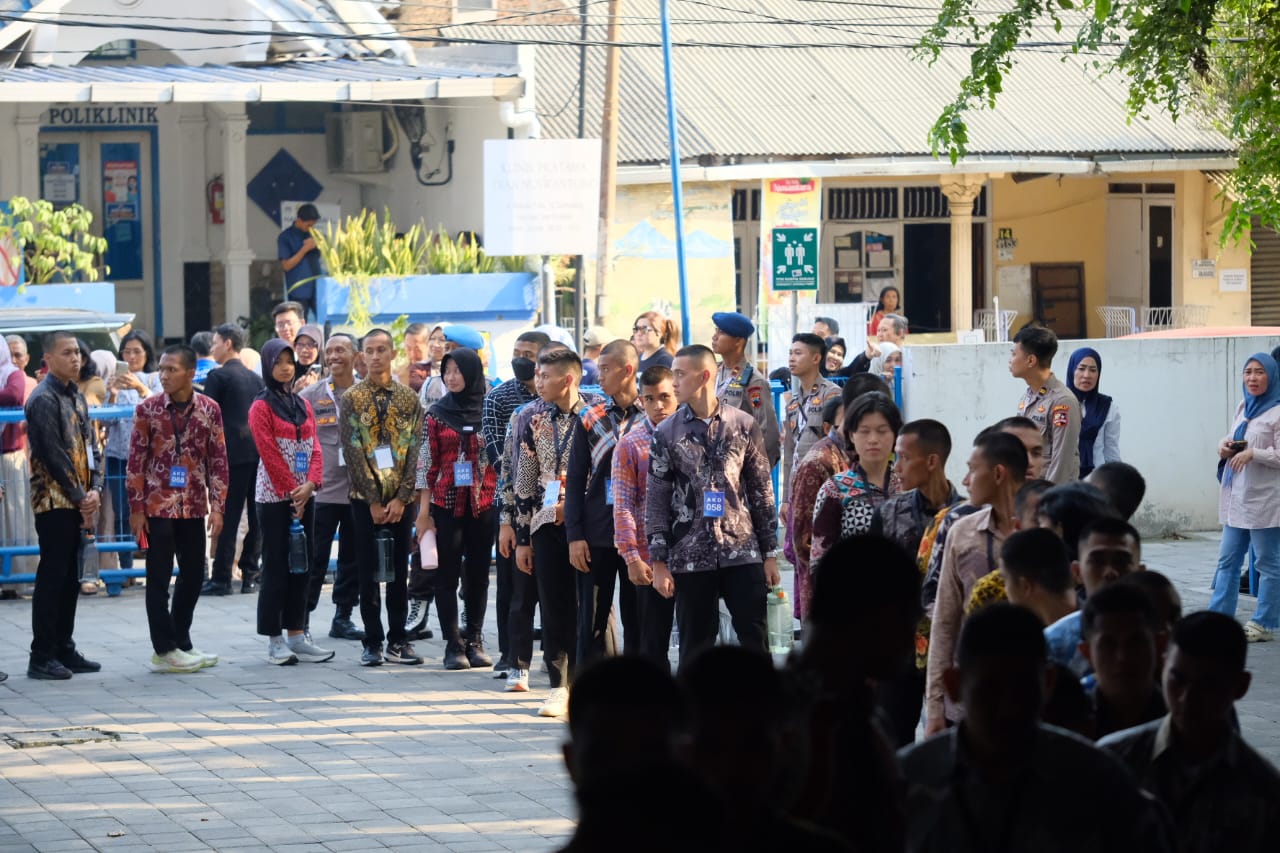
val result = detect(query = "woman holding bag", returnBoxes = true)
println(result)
[250,339,332,665]
[1209,352,1280,642]
[416,347,497,670]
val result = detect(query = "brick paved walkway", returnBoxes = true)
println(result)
[0,532,1276,851]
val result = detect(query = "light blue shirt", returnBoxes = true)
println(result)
[1045,610,1089,678]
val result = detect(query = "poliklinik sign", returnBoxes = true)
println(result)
[45,106,160,127]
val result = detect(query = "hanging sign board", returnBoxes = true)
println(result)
[483,139,603,256]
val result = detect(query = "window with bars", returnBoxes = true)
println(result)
[827,187,898,220]
[902,186,988,218]
[732,189,760,222]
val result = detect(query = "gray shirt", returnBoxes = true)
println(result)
[299,378,352,505]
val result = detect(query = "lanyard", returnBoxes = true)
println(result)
[552,410,574,476]
[326,378,340,409]
[167,398,195,457]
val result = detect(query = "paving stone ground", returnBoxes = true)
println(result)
[0,531,1277,852]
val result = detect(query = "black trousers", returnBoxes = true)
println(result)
[508,545,541,672]
[307,502,359,617]
[256,500,313,636]
[432,506,494,649]
[211,462,260,583]
[637,584,676,667]
[144,517,207,655]
[494,511,514,658]
[350,500,411,648]
[672,563,767,668]
[531,525,577,689]
[577,545,639,663]
[30,509,84,662]
[877,667,926,749]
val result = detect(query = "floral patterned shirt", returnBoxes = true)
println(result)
[498,401,539,528]
[249,398,323,503]
[611,417,656,565]
[416,416,496,517]
[126,392,229,519]
[25,374,102,513]
[783,434,849,619]
[645,404,777,573]
[339,378,423,506]
[809,463,899,572]
[514,394,601,545]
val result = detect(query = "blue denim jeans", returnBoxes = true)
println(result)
[1209,525,1280,630]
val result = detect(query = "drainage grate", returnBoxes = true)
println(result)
[3,727,122,749]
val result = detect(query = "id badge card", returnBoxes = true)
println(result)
[605,478,614,505]
[454,461,474,487]
[703,490,726,518]
[543,479,562,509]
[294,451,309,475]
[169,466,188,488]
[86,442,95,472]
[337,447,345,467]
[374,445,394,470]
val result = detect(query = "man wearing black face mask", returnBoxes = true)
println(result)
[479,330,551,674]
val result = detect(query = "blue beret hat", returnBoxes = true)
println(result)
[444,324,485,351]
[711,311,755,339]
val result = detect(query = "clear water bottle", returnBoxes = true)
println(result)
[374,529,395,584]
[767,585,793,655]
[288,519,309,575]
[78,529,99,582]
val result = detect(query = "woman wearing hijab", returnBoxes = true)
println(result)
[869,342,902,385]
[249,339,332,665]
[415,348,497,670]
[292,324,325,391]
[1209,352,1280,642]
[1067,347,1121,477]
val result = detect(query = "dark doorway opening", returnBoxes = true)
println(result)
[183,263,212,342]
[904,222,951,332]
[1148,205,1173,309]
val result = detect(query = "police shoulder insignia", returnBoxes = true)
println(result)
[1051,404,1070,428]
[748,387,763,409]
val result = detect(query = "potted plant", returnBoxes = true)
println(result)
[0,197,112,310]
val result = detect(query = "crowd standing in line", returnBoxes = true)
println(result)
[3,300,1279,853]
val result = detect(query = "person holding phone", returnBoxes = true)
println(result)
[1209,352,1280,643]
[291,324,325,392]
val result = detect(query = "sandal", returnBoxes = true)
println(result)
[80,581,99,596]
[1244,621,1274,643]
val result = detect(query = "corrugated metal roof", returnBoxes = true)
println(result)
[445,0,1232,165]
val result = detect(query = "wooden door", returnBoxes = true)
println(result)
[1032,263,1086,338]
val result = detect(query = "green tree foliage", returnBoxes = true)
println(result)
[0,197,108,287]
[918,0,1277,242]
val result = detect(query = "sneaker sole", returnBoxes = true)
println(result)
[361,658,383,666]
[268,655,299,666]
[294,651,336,663]
[505,683,529,693]
[149,663,204,674]
[385,657,424,665]
[537,706,567,718]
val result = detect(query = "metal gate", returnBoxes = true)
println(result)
[1251,218,1280,325]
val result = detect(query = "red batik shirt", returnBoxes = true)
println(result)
[415,415,497,517]
[126,392,230,518]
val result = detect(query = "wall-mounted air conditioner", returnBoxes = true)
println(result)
[326,112,387,174]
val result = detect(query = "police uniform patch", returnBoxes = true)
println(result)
[1051,405,1069,428]
[748,386,763,409]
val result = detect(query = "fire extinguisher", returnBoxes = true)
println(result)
[206,175,225,224]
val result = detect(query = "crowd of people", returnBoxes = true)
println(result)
[2,297,1278,851]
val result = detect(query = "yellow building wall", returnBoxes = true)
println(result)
[1177,171,1252,326]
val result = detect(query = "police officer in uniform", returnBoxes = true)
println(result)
[1009,325,1081,484]
[710,311,781,468]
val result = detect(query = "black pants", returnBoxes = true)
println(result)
[31,509,84,663]
[531,525,577,689]
[144,517,207,655]
[672,563,767,668]
[307,502,359,617]
[877,667,926,749]
[351,500,411,648]
[432,506,494,650]
[211,462,260,583]
[577,546,639,663]
[494,511,514,658]
[508,547,541,673]
[256,500,313,636]
[637,584,676,667]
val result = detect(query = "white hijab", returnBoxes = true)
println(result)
[869,342,901,379]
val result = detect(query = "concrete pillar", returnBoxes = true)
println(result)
[15,107,42,200]
[941,174,986,332]
[178,107,210,264]
[218,107,253,323]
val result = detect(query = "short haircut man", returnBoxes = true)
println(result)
[879,313,908,340]
[898,418,950,462]
[272,301,304,323]
[813,316,839,336]
[841,372,891,406]
[1015,478,1054,528]
[212,323,245,353]
[974,429,1030,482]
[1087,461,1147,521]
[162,344,197,370]
[539,345,583,375]
[517,330,553,349]
[1012,324,1059,368]
[1038,482,1119,561]
[791,332,827,358]
[189,332,213,358]
[1001,528,1073,597]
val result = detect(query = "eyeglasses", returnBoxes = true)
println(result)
[633,326,656,334]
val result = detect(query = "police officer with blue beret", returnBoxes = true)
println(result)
[710,311,781,467]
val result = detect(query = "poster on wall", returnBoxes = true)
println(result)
[483,139,603,256]
[760,178,822,293]
[39,142,80,207]
[101,143,143,281]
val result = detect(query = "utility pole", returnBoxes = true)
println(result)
[593,0,623,327]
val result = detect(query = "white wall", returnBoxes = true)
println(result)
[901,335,1280,535]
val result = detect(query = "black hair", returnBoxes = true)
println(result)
[810,535,921,624]
[1038,483,1118,561]
[405,322,429,338]
[1088,462,1147,520]
[1123,571,1182,627]
[673,344,715,367]
[600,339,639,365]
[841,372,891,406]
[1013,324,1059,367]
[76,338,95,382]
[1171,611,1247,674]
[272,301,305,321]
[1077,515,1142,557]
[189,331,214,357]
[640,365,674,389]
[978,415,1038,441]
[162,344,197,371]
[325,332,358,351]
[1015,479,1055,517]
[539,347,584,375]
[1081,581,1158,640]
[361,328,395,349]
[956,603,1047,669]
[813,316,840,335]
[567,656,687,741]
[213,323,246,352]
[824,335,847,356]
[1042,662,1091,735]
[899,418,951,462]
[1000,528,1072,595]
[973,431,1029,482]
[842,391,902,446]
[42,330,77,354]
[820,396,843,428]
[680,645,785,719]
[517,330,553,349]
[791,332,827,356]
[875,286,901,313]
[119,330,157,372]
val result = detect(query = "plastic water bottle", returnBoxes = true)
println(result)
[78,530,99,582]
[288,519,309,575]
[374,529,395,584]
[767,585,793,655]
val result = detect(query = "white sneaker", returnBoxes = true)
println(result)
[149,649,204,673]
[405,599,426,634]
[538,687,569,718]
[267,636,298,666]
[186,648,219,668]
[287,634,336,663]
[505,667,530,692]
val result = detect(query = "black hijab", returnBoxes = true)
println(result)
[257,338,307,426]
[430,347,486,433]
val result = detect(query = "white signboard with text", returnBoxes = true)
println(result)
[483,139,602,256]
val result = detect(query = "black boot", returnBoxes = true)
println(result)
[329,607,366,641]
[443,641,470,671]
[465,636,493,668]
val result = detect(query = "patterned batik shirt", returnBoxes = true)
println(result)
[248,398,324,503]
[645,404,776,573]
[339,378,423,506]
[905,495,967,671]
[783,434,849,620]
[498,401,540,529]
[126,392,230,519]
[808,463,899,573]
[513,394,601,546]
[482,377,535,473]
[416,416,496,517]
[611,417,656,566]
[25,373,102,513]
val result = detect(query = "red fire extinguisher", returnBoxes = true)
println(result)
[207,175,225,224]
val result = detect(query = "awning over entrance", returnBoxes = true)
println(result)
[0,58,522,103]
